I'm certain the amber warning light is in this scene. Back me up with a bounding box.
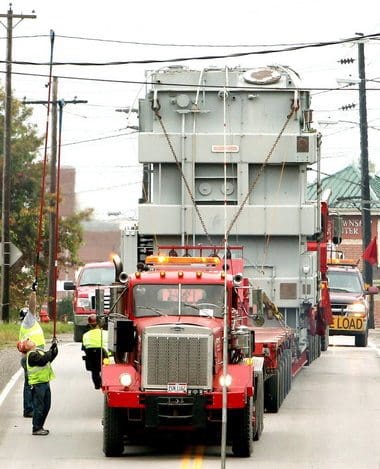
[146,255,220,265]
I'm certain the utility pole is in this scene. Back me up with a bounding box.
[23,95,87,321]
[357,33,374,327]
[0,5,36,322]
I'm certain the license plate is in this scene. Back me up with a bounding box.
[332,316,366,331]
[167,383,187,393]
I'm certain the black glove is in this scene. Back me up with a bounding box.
[50,342,58,356]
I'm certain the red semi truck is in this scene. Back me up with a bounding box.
[102,249,264,457]
[100,239,330,455]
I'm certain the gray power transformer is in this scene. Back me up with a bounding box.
[124,65,321,350]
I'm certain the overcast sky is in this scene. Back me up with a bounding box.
[1,0,380,221]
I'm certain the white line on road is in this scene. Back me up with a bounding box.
[0,342,73,408]
[0,368,22,408]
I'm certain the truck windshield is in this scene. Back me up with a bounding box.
[79,267,115,286]
[327,270,363,294]
[133,284,225,318]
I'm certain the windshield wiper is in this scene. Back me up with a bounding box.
[136,305,167,316]
[183,302,222,317]
[183,302,200,310]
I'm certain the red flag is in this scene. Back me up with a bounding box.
[362,236,378,265]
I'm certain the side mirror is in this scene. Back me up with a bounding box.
[63,281,76,291]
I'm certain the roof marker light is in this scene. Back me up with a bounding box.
[146,255,220,265]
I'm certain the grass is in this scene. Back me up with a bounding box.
[0,322,73,349]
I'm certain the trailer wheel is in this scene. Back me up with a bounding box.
[264,369,280,413]
[284,349,292,396]
[253,372,264,441]
[278,361,284,406]
[103,397,124,457]
[316,335,322,358]
[231,396,253,457]
[306,334,315,365]
[355,330,368,347]
[73,324,85,342]
[321,327,329,351]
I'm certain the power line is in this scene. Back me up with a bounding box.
[2,69,380,93]
[3,33,378,49]
[1,32,379,66]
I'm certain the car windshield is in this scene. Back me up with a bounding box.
[327,270,363,293]
[79,266,115,286]
[133,284,225,318]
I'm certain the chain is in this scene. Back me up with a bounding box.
[154,102,297,245]
[225,106,297,238]
[154,108,214,246]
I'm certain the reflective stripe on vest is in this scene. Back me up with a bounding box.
[19,322,46,349]
[82,328,103,349]
[26,350,55,384]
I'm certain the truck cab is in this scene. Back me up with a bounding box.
[327,259,378,347]
[64,261,115,342]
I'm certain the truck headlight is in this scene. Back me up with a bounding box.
[347,302,366,315]
[119,373,133,387]
[219,374,232,388]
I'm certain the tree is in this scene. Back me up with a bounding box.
[0,87,93,313]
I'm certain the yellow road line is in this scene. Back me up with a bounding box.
[181,445,205,469]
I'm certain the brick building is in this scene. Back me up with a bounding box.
[59,166,121,283]
[308,164,380,327]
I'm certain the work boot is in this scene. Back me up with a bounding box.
[32,428,49,436]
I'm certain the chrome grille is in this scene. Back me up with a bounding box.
[142,325,213,390]
[331,304,349,315]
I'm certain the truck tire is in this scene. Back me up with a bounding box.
[231,396,253,457]
[74,325,85,343]
[355,330,368,347]
[103,397,124,457]
[316,335,321,358]
[278,361,284,405]
[284,349,292,396]
[264,369,280,413]
[253,372,264,441]
[321,327,329,351]
[306,334,315,365]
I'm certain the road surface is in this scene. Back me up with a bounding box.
[0,332,379,468]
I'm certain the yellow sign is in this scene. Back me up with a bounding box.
[331,315,366,332]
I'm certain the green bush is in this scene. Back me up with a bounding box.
[0,321,73,348]
[57,296,74,322]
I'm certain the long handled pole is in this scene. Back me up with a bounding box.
[34,30,55,291]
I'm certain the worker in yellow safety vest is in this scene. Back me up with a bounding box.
[82,314,109,389]
[18,291,46,418]
[17,338,58,436]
